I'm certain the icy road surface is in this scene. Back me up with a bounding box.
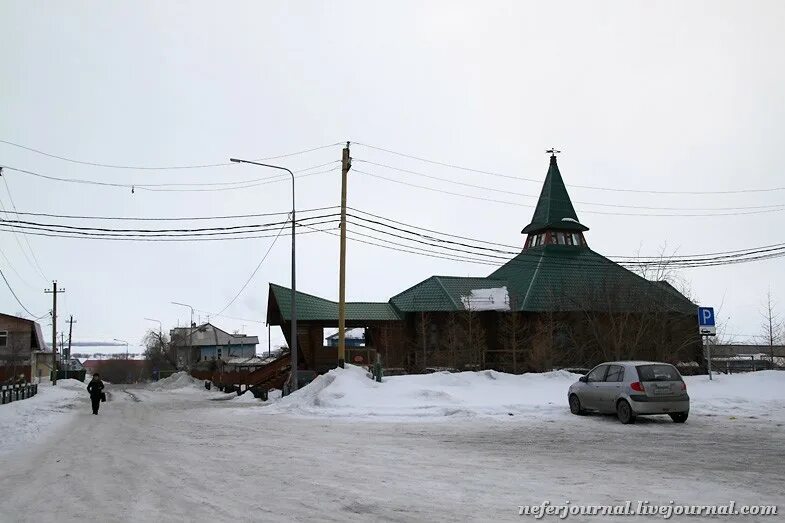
[0,374,783,522]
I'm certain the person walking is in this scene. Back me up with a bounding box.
[86,373,105,415]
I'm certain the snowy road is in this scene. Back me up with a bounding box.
[0,378,783,522]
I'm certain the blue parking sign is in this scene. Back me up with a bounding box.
[698,307,716,336]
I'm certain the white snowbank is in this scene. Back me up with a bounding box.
[0,379,87,455]
[265,365,577,420]
[685,371,785,418]
[262,366,785,422]
[149,371,203,392]
[232,390,261,403]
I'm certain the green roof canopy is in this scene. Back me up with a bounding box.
[522,155,589,234]
[267,283,401,323]
[488,245,696,314]
[389,276,508,312]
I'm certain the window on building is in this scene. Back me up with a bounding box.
[0,331,6,347]
[217,348,223,360]
[571,233,581,246]
[538,233,545,245]
[556,232,566,245]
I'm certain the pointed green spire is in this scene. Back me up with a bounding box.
[521,154,589,234]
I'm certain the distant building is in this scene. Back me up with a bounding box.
[170,323,258,369]
[325,328,366,347]
[267,153,700,374]
[0,313,47,382]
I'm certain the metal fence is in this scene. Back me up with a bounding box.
[0,383,38,405]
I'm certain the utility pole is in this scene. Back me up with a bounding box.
[44,281,65,384]
[66,316,76,379]
[338,141,352,369]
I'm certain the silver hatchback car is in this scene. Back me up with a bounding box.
[567,361,690,424]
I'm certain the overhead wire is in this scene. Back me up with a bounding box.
[0,164,340,193]
[0,267,42,318]
[0,139,343,170]
[216,215,290,315]
[355,159,785,212]
[353,168,785,218]
[353,142,785,195]
[4,205,339,222]
[0,170,48,281]
[348,206,785,260]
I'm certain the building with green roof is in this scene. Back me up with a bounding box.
[267,154,700,374]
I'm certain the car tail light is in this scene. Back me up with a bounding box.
[630,381,645,392]
[680,382,687,391]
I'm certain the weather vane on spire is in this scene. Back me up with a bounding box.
[546,148,561,157]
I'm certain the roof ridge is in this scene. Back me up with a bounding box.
[433,276,461,309]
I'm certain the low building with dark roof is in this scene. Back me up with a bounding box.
[267,154,701,374]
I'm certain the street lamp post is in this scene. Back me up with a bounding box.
[113,338,129,360]
[229,158,298,392]
[171,302,195,368]
[144,317,163,340]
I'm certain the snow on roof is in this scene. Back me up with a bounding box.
[460,287,510,311]
[325,328,365,340]
[561,217,579,223]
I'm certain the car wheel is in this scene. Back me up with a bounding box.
[670,412,689,423]
[616,400,636,424]
[569,394,585,415]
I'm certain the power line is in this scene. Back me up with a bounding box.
[0,139,343,170]
[353,142,785,195]
[0,164,339,192]
[345,213,785,268]
[353,169,785,218]
[0,222,338,242]
[0,170,48,281]
[216,215,290,315]
[0,213,337,234]
[355,159,785,212]
[4,205,339,222]
[0,267,42,317]
[349,206,785,260]
[0,216,340,239]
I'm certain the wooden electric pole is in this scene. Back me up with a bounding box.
[44,281,65,384]
[338,142,352,369]
[66,316,76,378]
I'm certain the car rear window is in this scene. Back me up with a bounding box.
[636,364,682,382]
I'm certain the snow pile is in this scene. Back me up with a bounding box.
[460,286,510,311]
[232,391,261,403]
[260,366,785,422]
[0,379,86,455]
[686,370,785,418]
[149,371,202,391]
[265,365,578,419]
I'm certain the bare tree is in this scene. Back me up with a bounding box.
[411,311,433,371]
[143,329,176,371]
[496,295,530,373]
[440,311,464,369]
[461,304,487,370]
[760,290,783,367]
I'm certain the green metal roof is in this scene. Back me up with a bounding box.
[488,245,696,314]
[389,276,508,312]
[268,283,401,322]
[521,155,589,234]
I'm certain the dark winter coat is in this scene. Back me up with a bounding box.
[87,379,104,399]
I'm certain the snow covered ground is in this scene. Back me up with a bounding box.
[0,369,783,522]
[0,379,87,456]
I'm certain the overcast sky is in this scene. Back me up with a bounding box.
[1,1,783,353]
